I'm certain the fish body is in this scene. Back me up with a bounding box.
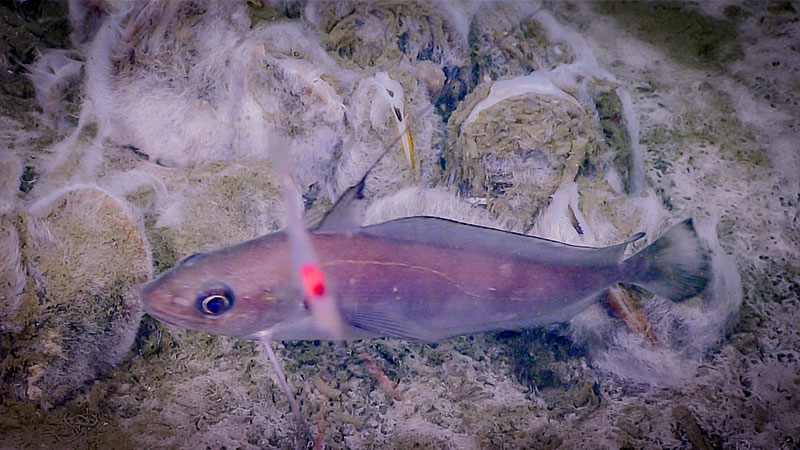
[141,214,709,342]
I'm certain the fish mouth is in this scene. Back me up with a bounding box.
[144,309,185,328]
[139,285,186,328]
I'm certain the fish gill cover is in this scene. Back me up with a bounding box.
[0,1,797,449]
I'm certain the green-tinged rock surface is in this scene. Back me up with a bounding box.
[1,188,150,408]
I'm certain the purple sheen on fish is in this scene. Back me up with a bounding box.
[140,216,710,342]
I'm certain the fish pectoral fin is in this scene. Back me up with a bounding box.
[341,305,438,343]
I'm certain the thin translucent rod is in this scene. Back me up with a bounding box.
[260,337,309,434]
[270,134,345,340]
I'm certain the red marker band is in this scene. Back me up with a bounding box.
[300,263,326,300]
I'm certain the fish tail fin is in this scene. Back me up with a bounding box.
[621,219,710,302]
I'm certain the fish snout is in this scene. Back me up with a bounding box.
[139,280,191,325]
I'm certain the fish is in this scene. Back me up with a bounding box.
[604,284,659,343]
[140,181,710,343]
[372,72,415,169]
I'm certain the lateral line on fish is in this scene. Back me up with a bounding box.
[322,259,499,301]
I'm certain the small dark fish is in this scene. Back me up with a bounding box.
[140,183,710,342]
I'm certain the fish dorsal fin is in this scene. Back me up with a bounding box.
[362,216,645,266]
[316,177,367,231]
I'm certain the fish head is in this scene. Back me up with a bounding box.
[140,237,301,338]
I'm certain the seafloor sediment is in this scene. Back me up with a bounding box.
[0,1,798,449]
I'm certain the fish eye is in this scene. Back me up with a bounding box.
[196,282,235,317]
